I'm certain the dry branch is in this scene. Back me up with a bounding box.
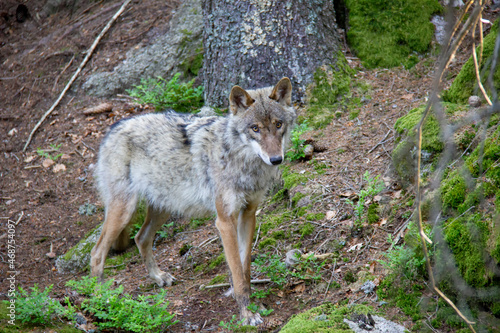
[23,0,132,152]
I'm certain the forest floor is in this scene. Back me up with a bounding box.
[0,0,495,332]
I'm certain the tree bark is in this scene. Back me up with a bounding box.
[202,0,341,107]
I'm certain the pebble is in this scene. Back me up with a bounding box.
[468,95,481,107]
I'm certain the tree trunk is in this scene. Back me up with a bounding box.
[202,0,341,107]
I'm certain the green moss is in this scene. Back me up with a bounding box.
[180,45,204,77]
[208,274,227,285]
[394,105,443,153]
[391,140,417,184]
[209,253,225,270]
[367,202,380,224]
[346,0,442,69]
[444,213,492,287]
[443,21,500,103]
[466,125,500,189]
[282,165,310,189]
[281,303,372,333]
[306,213,325,221]
[291,192,306,208]
[441,170,467,210]
[271,230,286,239]
[258,237,277,249]
[271,188,288,203]
[299,223,315,238]
[260,210,293,236]
[305,52,355,128]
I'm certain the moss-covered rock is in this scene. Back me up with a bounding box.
[346,0,442,69]
[55,225,102,274]
[441,169,467,210]
[304,52,355,128]
[443,21,500,103]
[280,303,372,333]
[443,213,494,288]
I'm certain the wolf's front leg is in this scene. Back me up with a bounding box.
[215,200,263,326]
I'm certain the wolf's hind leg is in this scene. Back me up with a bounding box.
[135,206,174,287]
[91,195,137,280]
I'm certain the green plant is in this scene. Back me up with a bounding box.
[219,315,244,330]
[289,253,325,281]
[127,73,204,112]
[285,121,310,161]
[66,276,177,332]
[16,284,75,325]
[36,143,63,161]
[378,234,427,281]
[346,171,385,225]
[247,303,274,317]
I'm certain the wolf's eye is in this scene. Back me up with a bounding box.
[251,125,260,132]
[276,121,282,129]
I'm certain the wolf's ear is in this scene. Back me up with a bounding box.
[229,86,255,115]
[269,77,292,107]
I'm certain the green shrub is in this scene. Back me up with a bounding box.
[285,121,311,161]
[128,73,204,112]
[66,276,177,332]
[16,284,75,325]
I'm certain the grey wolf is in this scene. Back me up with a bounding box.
[90,78,296,325]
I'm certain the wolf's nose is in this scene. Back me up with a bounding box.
[270,156,283,165]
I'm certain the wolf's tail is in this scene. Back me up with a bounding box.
[112,226,130,251]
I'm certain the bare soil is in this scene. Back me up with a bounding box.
[0,1,493,332]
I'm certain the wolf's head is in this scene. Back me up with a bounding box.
[229,78,297,166]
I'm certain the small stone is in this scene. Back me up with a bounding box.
[53,164,66,173]
[46,252,56,259]
[42,158,55,168]
[468,95,481,107]
[8,128,17,136]
[360,280,376,294]
[285,249,302,267]
[303,144,314,160]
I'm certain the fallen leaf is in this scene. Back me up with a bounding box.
[326,210,337,220]
[42,158,55,168]
[374,195,382,202]
[53,164,66,173]
[393,190,402,199]
[292,283,305,293]
[401,93,414,100]
[46,252,56,259]
[24,155,36,163]
[60,154,71,160]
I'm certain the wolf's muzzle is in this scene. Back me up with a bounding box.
[270,156,283,165]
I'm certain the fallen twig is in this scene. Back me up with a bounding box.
[52,54,75,92]
[23,0,132,152]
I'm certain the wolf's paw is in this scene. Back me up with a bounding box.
[151,271,175,287]
[242,311,263,326]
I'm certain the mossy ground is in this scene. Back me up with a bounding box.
[390,86,500,330]
[443,21,500,103]
[346,0,441,69]
[280,303,372,333]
